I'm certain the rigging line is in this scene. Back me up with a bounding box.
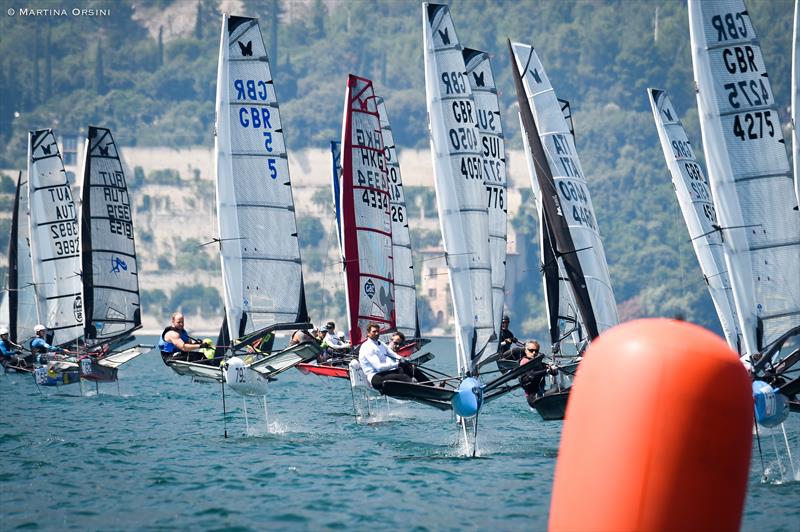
[198,236,245,248]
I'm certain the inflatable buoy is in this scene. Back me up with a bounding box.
[549,319,752,531]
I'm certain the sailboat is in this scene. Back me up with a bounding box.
[297,83,429,385]
[509,40,620,420]
[27,129,84,387]
[688,0,800,414]
[76,126,151,385]
[381,6,538,450]
[2,171,39,373]
[164,14,320,404]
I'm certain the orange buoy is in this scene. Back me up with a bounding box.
[549,318,752,531]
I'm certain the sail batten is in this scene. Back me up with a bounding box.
[689,0,800,358]
[215,14,308,339]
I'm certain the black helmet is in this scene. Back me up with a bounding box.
[325,321,335,330]
[502,315,510,323]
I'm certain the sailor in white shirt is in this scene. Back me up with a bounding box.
[322,321,351,352]
[359,323,429,391]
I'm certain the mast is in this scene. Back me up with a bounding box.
[27,129,84,346]
[340,74,394,345]
[794,0,800,209]
[689,0,800,359]
[80,126,141,343]
[423,3,494,374]
[463,47,507,341]
[509,40,619,341]
[376,96,418,340]
[214,14,308,343]
[648,88,742,351]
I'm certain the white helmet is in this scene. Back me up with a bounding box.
[34,324,46,333]
[0,326,8,335]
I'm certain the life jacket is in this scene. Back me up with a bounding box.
[30,337,49,354]
[158,326,190,355]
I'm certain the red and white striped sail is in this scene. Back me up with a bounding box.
[340,75,395,345]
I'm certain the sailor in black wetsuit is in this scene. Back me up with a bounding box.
[498,315,518,357]
[158,312,208,364]
[517,340,551,403]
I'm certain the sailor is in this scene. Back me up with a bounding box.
[30,324,65,363]
[388,331,406,351]
[358,323,429,392]
[498,315,518,356]
[321,321,351,359]
[289,328,317,346]
[0,327,23,368]
[158,312,209,363]
[517,340,554,400]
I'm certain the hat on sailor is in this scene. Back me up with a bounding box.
[34,324,46,332]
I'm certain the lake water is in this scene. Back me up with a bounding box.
[1,337,798,530]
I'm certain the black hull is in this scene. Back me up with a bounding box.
[529,389,571,421]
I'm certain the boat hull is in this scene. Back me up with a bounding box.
[529,389,570,421]
[296,363,349,379]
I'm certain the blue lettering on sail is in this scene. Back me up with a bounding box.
[238,107,272,129]
[233,79,269,101]
[364,279,376,299]
[111,257,128,274]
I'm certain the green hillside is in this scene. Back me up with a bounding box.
[0,0,795,338]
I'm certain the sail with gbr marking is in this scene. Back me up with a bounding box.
[424,3,494,374]
[689,0,800,360]
[27,129,84,346]
[463,47,507,337]
[215,14,308,341]
[340,75,394,345]
[80,126,141,343]
[376,96,418,340]
[509,41,618,341]
[648,88,742,351]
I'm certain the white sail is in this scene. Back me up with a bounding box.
[689,0,800,359]
[794,0,800,209]
[376,96,418,340]
[510,41,619,338]
[463,47,507,335]
[27,129,84,345]
[80,126,141,342]
[215,14,308,341]
[423,3,494,374]
[5,171,38,343]
[339,75,394,345]
[648,88,742,350]
[518,114,585,353]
